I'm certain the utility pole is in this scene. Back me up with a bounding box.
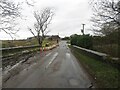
[81,24,85,35]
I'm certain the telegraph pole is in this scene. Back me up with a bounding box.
[81,24,85,35]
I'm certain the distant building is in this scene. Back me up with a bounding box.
[44,35,51,39]
[27,35,60,42]
[27,36,40,42]
[48,35,60,41]
[27,36,37,40]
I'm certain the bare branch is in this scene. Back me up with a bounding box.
[28,27,36,37]
[28,7,54,46]
[0,0,21,39]
[25,0,34,7]
[90,0,120,35]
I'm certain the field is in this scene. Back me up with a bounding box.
[2,38,38,48]
[2,38,57,48]
[2,38,58,57]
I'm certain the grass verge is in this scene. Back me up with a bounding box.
[69,45,120,88]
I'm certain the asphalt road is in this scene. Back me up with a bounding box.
[3,41,93,88]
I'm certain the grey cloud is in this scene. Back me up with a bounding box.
[0,0,93,40]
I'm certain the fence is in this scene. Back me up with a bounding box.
[1,45,40,51]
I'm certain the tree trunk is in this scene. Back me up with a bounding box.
[37,37,43,53]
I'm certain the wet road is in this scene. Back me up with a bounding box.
[3,41,93,88]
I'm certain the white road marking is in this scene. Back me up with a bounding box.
[46,52,52,57]
[45,52,58,69]
[3,60,23,75]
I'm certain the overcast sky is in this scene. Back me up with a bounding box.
[0,0,94,40]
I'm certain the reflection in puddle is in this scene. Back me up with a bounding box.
[66,53,70,58]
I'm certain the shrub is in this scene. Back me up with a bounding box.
[70,34,93,49]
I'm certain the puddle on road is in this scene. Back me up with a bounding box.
[66,53,71,59]
[69,78,79,86]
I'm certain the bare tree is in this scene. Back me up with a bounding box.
[90,0,120,35]
[25,0,35,7]
[0,0,21,38]
[28,8,54,47]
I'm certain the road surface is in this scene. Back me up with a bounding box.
[3,41,93,88]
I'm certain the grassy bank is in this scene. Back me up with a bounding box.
[69,45,120,88]
[93,44,118,57]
